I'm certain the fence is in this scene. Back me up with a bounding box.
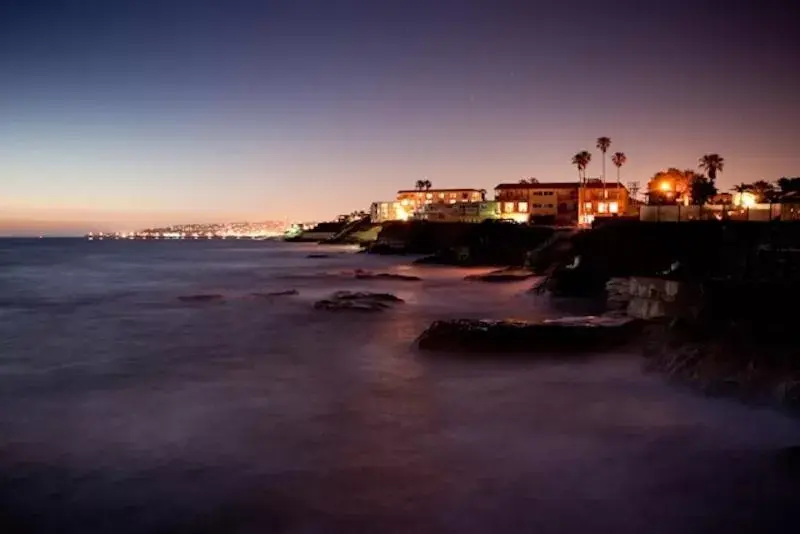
[640,204,782,222]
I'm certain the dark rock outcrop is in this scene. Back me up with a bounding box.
[640,278,800,409]
[314,291,404,312]
[353,269,421,282]
[251,289,299,298]
[465,268,536,282]
[373,220,555,266]
[178,294,224,302]
[306,254,331,259]
[417,316,641,353]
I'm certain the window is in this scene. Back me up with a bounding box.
[400,199,409,206]
[598,202,607,213]
[532,203,542,208]
[449,199,456,204]
[426,192,433,199]
[504,202,514,213]
[609,202,619,214]
[518,202,528,212]
[449,192,457,198]
[438,192,445,199]
[584,202,593,211]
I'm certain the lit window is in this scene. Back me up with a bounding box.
[609,202,619,213]
[584,202,593,211]
[449,199,456,204]
[450,192,457,198]
[401,199,409,206]
[504,202,514,213]
[426,193,433,199]
[598,202,607,213]
[518,202,528,212]
[438,193,445,199]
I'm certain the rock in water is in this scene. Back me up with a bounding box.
[314,291,404,312]
[178,294,224,303]
[353,269,422,281]
[416,316,641,353]
[251,289,299,298]
[465,268,536,282]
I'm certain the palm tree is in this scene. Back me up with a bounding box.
[698,154,725,182]
[751,180,776,202]
[611,152,627,188]
[423,179,432,191]
[596,137,612,198]
[572,150,592,222]
[415,180,425,191]
[571,150,592,183]
[731,183,751,194]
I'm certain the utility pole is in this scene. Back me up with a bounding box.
[627,181,640,201]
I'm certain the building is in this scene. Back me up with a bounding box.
[370,201,408,223]
[371,188,487,223]
[415,201,500,223]
[494,180,630,225]
[396,188,485,208]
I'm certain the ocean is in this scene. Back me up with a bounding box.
[1,238,799,533]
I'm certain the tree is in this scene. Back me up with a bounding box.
[647,168,692,205]
[698,154,724,182]
[572,150,592,221]
[571,151,592,184]
[415,180,425,191]
[688,174,717,205]
[596,137,612,198]
[751,180,776,202]
[777,177,800,195]
[423,179,432,191]
[479,189,487,201]
[731,183,751,193]
[611,152,627,187]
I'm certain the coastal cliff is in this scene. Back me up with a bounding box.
[368,220,555,266]
[586,221,800,409]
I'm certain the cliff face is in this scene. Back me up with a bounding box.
[639,280,800,409]
[370,221,555,266]
[546,220,800,296]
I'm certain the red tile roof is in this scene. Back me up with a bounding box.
[495,182,627,190]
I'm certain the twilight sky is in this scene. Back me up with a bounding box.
[1,0,797,235]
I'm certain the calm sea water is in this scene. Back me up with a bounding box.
[1,239,799,533]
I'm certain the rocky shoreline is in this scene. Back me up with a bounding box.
[293,219,800,411]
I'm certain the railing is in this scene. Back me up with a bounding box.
[640,205,782,222]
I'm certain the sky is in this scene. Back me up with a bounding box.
[1,0,798,235]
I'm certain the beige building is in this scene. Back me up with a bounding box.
[495,180,631,225]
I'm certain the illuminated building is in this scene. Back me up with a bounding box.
[371,188,487,222]
[494,180,630,225]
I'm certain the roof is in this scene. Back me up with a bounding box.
[396,188,484,194]
[495,182,627,190]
